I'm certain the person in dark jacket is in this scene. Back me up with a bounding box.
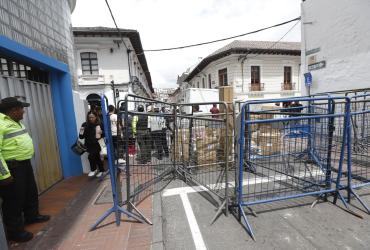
[79,111,105,177]
[136,105,151,164]
[160,107,170,158]
[118,104,136,159]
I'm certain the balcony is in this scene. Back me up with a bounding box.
[249,83,265,92]
[281,82,296,91]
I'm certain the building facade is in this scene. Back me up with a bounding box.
[154,88,176,103]
[183,40,301,102]
[0,0,81,192]
[73,27,154,108]
[301,0,370,95]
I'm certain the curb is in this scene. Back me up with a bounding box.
[151,190,165,250]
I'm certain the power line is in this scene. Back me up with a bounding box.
[104,0,129,51]
[247,19,301,60]
[144,17,301,52]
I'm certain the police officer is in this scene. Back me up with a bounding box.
[0,97,50,242]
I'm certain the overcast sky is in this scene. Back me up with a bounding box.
[72,0,301,89]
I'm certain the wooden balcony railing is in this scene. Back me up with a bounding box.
[249,82,264,91]
[281,82,296,91]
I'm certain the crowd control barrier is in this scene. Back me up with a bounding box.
[236,96,352,240]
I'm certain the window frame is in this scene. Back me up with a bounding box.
[284,66,292,84]
[218,68,228,86]
[80,52,99,75]
[0,56,49,84]
[251,66,260,84]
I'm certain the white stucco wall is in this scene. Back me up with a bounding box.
[301,0,370,95]
[74,36,152,106]
[187,53,301,102]
[72,91,90,173]
[75,37,131,85]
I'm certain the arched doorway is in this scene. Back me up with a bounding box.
[86,93,102,107]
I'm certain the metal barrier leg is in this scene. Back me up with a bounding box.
[126,202,153,225]
[210,199,227,225]
[336,191,363,218]
[348,188,370,214]
[117,205,150,224]
[239,204,256,241]
[90,207,115,230]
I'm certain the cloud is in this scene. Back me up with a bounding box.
[72,0,301,89]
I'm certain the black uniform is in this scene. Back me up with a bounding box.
[79,122,105,172]
[136,114,151,163]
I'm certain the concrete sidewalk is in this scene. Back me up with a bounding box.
[9,175,154,250]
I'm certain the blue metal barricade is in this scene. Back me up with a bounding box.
[236,96,352,240]
[342,94,370,213]
[90,95,151,231]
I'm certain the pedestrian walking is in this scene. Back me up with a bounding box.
[79,111,105,177]
[130,113,138,156]
[108,105,119,158]
[149,108,167,160]
[160,107,170,157]
[136,105,151,164]
[210,104,220,118]
[0,97,50,243]
[118,104,136,160]
[290,101,304,115]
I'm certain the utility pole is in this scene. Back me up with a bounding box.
[111,80,117,107]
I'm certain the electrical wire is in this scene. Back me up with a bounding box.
[144,17,301,52]
[247,19,301,60]
[104,0,129,50]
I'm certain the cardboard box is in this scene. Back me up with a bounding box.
[197,150,217,165]
[257,130,281,155]
[172,128,190,162]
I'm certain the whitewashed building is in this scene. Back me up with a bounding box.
[301,0,370,95]
[175,71,190,103]
[73,27,154,107]
[183,40,301,102]
[154,88,176,103]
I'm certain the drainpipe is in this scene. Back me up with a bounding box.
[238,55,248,93]
[127,49,132,86]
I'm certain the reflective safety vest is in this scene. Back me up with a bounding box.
[0,113,34,180]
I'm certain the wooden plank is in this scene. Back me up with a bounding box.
[219,86,234,158]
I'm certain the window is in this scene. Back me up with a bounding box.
[284,66,292,84]
[81,52,99,75]
[283,66,293,90]
[250,66,261,91]
[0,58,9,76]
[218,68,228,86]
[0,56,49,83]
[208,74,212,88]
[12,62,26,78]
[251,66,260,84]
[202,78,205,88]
